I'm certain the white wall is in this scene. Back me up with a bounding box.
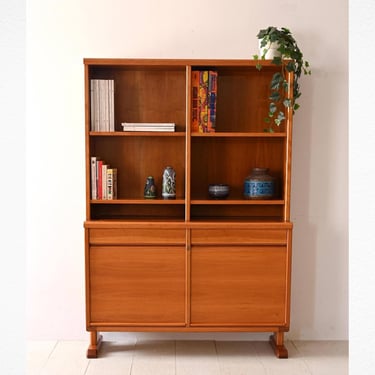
[26,0,348,340]
[1,1,26,373]
[349,1,375,372]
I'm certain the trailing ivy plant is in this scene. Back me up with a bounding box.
[253,27,311,132]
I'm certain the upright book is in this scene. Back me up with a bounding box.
[90,79,115,132]
[198,71,209,133]
[207,70,218,133]
[191,71,200,132]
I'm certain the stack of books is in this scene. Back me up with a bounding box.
[90,156,117,200]
[191,70,218,133]
[121,122,175,132]
[90,79,115,132]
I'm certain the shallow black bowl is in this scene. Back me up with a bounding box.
[208,184,230,199]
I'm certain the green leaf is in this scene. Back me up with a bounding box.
[263,127,274,133]
[271,72,282,90]
[256,62,262,71]
[272,56,282,66]
[286,61,295,72]
[269,92,280,101]
[277,111,286,120]
[269,102,277,114]
[283,99,292,107]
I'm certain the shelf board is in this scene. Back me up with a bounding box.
[91,199,284,205]
[89,131,185,137]
[191,132,286,138]
[90,198,185,205]
[189,216,287,223]
[89,132,286,138]
[191,199,285,205]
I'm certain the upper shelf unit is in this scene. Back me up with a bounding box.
[84,59,293,222]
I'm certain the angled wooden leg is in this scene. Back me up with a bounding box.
[269,332,288,358]
[87,331,103,358]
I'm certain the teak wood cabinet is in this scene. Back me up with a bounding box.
[84,58,294,358]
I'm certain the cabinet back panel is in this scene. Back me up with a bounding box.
[190,205,283,221]
[90,204,185,220]
[91,137,185,199]
[191,138,284,199]
[90,67,187,132]
[215,68,285,133]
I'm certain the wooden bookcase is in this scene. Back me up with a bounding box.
[84,58,294,358]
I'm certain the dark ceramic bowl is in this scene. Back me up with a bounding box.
[208,184,230,199]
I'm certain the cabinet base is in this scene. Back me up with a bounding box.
[87,332,103,358]
[269,332,288,358]
[86,331,288,359]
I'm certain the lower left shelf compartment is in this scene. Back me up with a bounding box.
[89,200,186,220]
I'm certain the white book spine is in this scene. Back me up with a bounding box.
[94,80,100,131]
[98,80,105,131]
[104,80,109,132]
[109,80,115,132]
[90,80,95,131]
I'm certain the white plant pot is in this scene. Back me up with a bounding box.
[258,40,281,59]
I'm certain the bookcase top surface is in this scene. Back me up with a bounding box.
[83,58,279,68]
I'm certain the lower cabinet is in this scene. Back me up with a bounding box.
[85,223,292,358]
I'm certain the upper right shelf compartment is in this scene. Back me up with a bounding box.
[191,63,287,134]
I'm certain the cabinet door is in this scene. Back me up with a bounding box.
[190,246,288,326]
[89,246,186,325]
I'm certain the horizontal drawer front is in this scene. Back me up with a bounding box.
[191,228,287,245]
[89,228,186,245]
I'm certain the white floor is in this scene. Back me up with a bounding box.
[27,338,348,375]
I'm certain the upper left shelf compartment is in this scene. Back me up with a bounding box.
[86,62,188,133]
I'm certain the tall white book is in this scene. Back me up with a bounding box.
[109,80,115,131]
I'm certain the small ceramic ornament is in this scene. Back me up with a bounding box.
[162,166,176,199]
[144,176,157,199]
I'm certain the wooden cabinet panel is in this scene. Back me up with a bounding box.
[89,228,186,245]
[190,246,288,326]
[89,246,186,325]
[191,228,287,245]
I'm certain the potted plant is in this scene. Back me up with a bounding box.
[253,26,311,131]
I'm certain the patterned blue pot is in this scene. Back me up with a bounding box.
[244,168,275,199]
